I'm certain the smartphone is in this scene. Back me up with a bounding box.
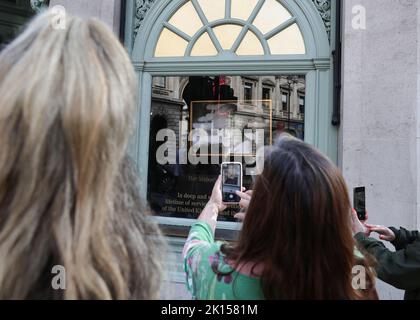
[221,162,243,204]
[353,187,366,221]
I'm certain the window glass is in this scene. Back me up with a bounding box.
[0,1,34,51]
[253,0,292,35]
[148,75,305,221]
[236,30,264,56]
[262,87,271,99]
[244,82,254,101]
[168,1,203,37]
[231,0,259,21]
[154,0,306,57]
[198,0,225,22]
[299,95,305,114]
[281,90,289,111]
[213,24,243,50]
[268,23,306,55]
[154,77,166,88]
[155,28,189,57]
[262,86,272,108]
[191,32,218,56]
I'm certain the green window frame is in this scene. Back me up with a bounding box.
[124,0,337,233]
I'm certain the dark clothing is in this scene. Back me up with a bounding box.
[355,228,420,300]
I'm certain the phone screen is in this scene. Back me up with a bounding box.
[221,163,242,203]
[354,187,366,220]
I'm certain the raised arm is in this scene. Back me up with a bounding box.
[389,227,420,250]
[355,233,420,291]
[197,176,226,235]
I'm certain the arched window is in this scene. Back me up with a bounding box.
[154,0,306,57]
[128,0,336,232]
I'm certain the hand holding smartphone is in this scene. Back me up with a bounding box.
[221,162,242,204]
[353,187,366,221]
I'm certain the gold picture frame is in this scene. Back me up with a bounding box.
[189,100,273,157]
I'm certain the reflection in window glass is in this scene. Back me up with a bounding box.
[262,86,272,108]
[168,1,203,37]
[154,77,166,88]
[148,75,305,222]
[244,82,253,100]
[281,90,289,111]
[155,28,189,57]
[253,0,292,35]
[263,87,271,99]
[231,0,259,21]
[213,24,242,50]
[236,31,264,56]
[299,95,305,114]
[191,32,218,56]
[268,23,306,55]
[198,0,225,22]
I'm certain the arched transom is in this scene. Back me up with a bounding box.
[154,0,306,58]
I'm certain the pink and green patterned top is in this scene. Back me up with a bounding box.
[183,222,264,300]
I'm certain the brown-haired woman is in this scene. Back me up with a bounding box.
[183,134,378,299]
[0,11,163,299]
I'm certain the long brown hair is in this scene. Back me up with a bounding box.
[0,11,163,299]
[222,134,376,300]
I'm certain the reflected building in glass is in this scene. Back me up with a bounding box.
[147,75,305,221]
[150,75,305,144]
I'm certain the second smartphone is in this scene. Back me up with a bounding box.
[353,187,366,221]
[221,162,243,204]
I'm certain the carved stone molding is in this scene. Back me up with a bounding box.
[30,0,50,12]
[134,0,156,40]
[311,0,331,40]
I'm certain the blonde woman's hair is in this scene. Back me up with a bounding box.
[0,10,163,299]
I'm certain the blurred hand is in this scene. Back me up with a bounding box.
[236,190,253,210]
[234,211,246,222]
[366,225,396,242]
[234,190,253,222]
[351,209,371,236]
[209,176,227,212]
